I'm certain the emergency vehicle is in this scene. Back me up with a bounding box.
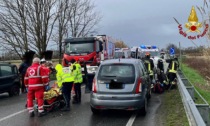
[62,35,115,92]
[114,48,131,59]
[130,46,141,59]
[139,45,161,69]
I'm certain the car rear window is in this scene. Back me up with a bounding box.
[98,64,135,83]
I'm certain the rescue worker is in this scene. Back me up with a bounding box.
[55,60,76,111]
[40,58,51,91]
[166,55,179,90]
[157,59,164,73]
[72,58,83,104]
[143,52,155,85]
[24,57,49,117]
[19,55,29,93]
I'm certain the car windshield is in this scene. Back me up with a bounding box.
[98,64,135,83]
[65,41,94,54]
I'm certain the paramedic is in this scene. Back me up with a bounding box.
[24,57,49,117]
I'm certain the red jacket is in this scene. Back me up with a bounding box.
[24,63,49,89]
[42,66,51,83]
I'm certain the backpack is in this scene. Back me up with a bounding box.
[152,82,164,94]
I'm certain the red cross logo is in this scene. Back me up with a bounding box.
[29,69,35,76]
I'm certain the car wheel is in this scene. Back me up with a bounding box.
[9,85,20,97]
[140,98,147,116]
[91,106,100,115]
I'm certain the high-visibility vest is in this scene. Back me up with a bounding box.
[55,64,63,87]
[74,63,83,83]
[169,61,178,73]
[62,66,74,83]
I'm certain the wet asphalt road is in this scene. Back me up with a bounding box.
[0,60,168,126]
[0,87,162,126]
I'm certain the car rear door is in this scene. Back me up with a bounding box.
[96,63,136,94]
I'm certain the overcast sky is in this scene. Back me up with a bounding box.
[94,0,206,49]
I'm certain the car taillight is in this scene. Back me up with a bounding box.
[135,78,142,93]
[92,78,97,93]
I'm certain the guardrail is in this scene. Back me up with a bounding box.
[177,69,209,126]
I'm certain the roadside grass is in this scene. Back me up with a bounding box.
[157,89,189,126]
[181,63,210,104]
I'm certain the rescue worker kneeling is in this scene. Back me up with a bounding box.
[55,60,76,111]
[24,57,49,117]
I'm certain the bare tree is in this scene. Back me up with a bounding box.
[67,0,101,37]
[0,0,101,60]
[0,0,58,58]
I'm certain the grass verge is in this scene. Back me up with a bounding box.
[156,89,189,126]
[181,63,210,104]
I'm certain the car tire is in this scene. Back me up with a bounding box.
[8,85,20,97]
[91,106,100,115]
[140,98,147,116]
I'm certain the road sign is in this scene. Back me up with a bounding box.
[170,48,175,55]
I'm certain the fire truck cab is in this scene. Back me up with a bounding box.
[62,35,115,92]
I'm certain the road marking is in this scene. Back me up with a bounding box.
[126,113,137,126]
[0,85,86,122]
[0,109,27,122]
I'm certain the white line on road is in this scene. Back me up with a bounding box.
[126,113,137,126]
[0,85,86,123]
[0,109,27,122]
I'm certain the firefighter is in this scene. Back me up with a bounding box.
[72,58,83,104]
[55,60,76,111]
[24,57,49,117]
[143,52,155,85]
[166,55,179,90]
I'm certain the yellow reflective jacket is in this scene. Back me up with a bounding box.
[55,64,63,87]
[74,63,83,83]
[55,64,75,87]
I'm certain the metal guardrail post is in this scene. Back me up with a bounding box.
[186,87,195,100]
[196,104,210,125]
[177,70,206,126]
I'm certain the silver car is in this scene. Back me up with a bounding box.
[90,59,151,115]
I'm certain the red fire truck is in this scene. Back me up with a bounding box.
[62,35,115,92]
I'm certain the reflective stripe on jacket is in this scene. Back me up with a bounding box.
[169,61,178,73]
[145,60,153,75]
[24,63,49,88]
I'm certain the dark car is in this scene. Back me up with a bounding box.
[90,59,151,115]
[0,62,21,96]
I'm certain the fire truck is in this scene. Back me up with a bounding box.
[62,35,115,92]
